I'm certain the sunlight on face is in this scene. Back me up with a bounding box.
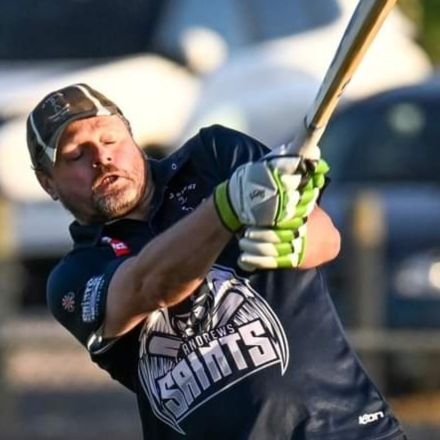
[51,116,148,223]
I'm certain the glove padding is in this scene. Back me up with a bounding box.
[238,223,307,271]
[214,155,326,232]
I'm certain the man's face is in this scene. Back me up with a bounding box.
[44,115,147,223]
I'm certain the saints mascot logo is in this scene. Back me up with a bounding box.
[138,265,289,434]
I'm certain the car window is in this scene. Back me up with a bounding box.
[0,0,340,60]
[0,0,166,59]
[154,0,340,58]
[322,96,440,184]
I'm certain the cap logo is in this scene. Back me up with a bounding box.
[43,92,71,123]
[27,83,126,169]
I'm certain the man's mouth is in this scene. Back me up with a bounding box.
[94,174,123,191]
[101,175,118,185]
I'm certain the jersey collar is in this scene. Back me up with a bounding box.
[69,149,190,248]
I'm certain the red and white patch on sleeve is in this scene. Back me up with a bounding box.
[101,236,131,256]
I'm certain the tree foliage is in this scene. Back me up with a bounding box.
[400,0,440,65]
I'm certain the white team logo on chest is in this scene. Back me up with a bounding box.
[138,265,289,434]
[168,183,197,212]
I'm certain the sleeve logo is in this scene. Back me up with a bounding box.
[101,236,131,256]
[81,275,105,323]
[61,292,76,313]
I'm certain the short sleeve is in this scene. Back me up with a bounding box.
[47,249,127,348]
[198,125,271,180]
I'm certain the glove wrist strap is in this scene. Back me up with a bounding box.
[214,181,242,232]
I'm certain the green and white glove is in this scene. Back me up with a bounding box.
[276,158,329,227]
[238,158,330,271]
[238,221,307,271]
[214,155,318,232]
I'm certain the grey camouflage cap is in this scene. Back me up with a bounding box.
[26,83,128,170]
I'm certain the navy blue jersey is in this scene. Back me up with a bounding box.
[47,125,406,439]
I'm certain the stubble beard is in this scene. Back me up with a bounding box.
[92,184,142,220]
[59,162,148,224]
[57,180,144,224]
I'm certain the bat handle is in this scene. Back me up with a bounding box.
[268,119,325,161]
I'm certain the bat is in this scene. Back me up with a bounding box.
[240,0,397,270]
[276,0,398,159]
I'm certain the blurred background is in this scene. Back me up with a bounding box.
[0,0,439,438]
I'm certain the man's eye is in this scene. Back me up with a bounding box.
[65,152,83,161]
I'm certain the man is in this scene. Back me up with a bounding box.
[27,83,406,439]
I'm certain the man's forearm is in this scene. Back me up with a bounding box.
[299,207,341,269]
[131,196,232,310]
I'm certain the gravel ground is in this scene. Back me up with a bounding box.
[2,389,141,440]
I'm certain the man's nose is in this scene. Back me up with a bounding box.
[90,144,112,168]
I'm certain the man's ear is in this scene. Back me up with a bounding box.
[35,171,59,201]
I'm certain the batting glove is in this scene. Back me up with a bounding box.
[238,158,330,271]
[276,158,329,227]
[238,223,308,271]
[214,155,322,232]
